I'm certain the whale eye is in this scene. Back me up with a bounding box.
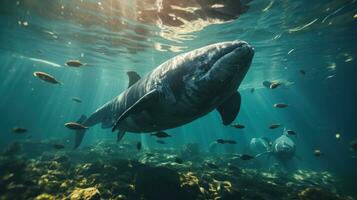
[199,56,206,62]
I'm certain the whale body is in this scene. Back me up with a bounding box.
[74,41,254,148]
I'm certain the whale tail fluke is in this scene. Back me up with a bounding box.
[74,114,87,149]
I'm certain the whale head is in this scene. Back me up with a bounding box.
[178,40,254,108]
[202,40,254,89]
[274,135,296,160]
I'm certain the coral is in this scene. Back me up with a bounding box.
[68,187,101,200]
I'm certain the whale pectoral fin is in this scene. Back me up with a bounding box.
[112,89,159,132]
[255,151,272,158]
[117,130,126,143]
[216,92,241,125]
[127,71,141,88]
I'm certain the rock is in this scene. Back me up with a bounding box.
[34,193,56,200]
[180,172,201,200]
[221,189,242,200]
[298,187,342,200]
[69,187,101,200]
[135,167,182,200]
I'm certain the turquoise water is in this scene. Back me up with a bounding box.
[1,0,357,199]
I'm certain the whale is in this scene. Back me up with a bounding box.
[254,130,300,162]
[74,40,254,148]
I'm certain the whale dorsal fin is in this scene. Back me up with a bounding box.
[216,92,241,125]
[112,89,159,132]
[127,71,141,88]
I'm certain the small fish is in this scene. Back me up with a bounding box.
[72,97,82,103]
[231,123,245,129]
[350,140,357,151]
[269,124,281,129]
[314,149,323,157]
[274,103,288,108]
[136,142,142,151]
[64,122,88,130]
[33,71,62,85]
[250,88,255,93]
[53,144,65,149]
[12,127,27,134]
[226,140,237,144]
[216,139,237,144]
[299,69,306,75]
[65,60,83,67]
[174,157,183,164]
[263,81,281,89]
[156,140,166,144]
[270,82,281,89]
[240,154,254,160]
[151,131,171,138]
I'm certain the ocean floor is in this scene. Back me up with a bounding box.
[0,140,355,200]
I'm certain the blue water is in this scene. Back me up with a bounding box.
[1,0,357,198]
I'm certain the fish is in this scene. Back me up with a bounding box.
[53,144,65,149]
[231,123,245,129]
[64,122,88,130]
[156,140,166,144]
[263,81,281,89]
[66,60,84,67]
[72,97,82,103]
[250,88,255,93]
[274,103,288,108]
[269,124,281,129]
[270,82,281,89]
[150,131,171,138]
[216,139,237,144]
[226,140,237,144]
[136,142,142,151]
[299,69,306,75]
[12,127,27,134]
[240,154,254,160]
[314,149,323,157]
[350,140,357,151]
[33,71,62,85]
[72,41,254,149]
